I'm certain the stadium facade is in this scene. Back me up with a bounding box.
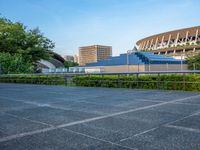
[136,26,200,59]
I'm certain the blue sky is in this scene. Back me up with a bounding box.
[0,0,200,56]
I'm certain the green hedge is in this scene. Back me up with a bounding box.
[0,75,66,85]
[73,74,200,91]
[1,74,200,91]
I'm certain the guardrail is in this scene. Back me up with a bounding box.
[1,70,200,76]
[65,70,200,76]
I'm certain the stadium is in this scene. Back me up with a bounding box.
[136,26,200,59]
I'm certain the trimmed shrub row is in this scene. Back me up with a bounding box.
[1,74,200,91]
[0,75,66,85]
[73,74,200,91]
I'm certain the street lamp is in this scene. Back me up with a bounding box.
[181,54,183,71]
[127,51,129,72]
[148,60,151,72]
[193,63,196,71]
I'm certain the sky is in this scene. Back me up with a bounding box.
[0,0,200,56]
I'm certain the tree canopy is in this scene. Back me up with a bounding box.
[0,53,33,74]
[0,17,55,74]
[187,53,200,70]
[64,60,79,69]
[0,17,54,63]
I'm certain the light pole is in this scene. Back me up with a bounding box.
[166,63,169,72]
[127,51,129,72]
[149,61,151,72]
[181,54,183,71]
[193,63,196,71]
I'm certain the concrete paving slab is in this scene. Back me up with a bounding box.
[115,109,183,126]
[51,101,128,115]
[177,96,200,105]
[85,117,155,137]
[148,103,200,116]
[119,126,200,150]
[81,96,161,107]
[0,129,132,150]
[7,107,99,126]
[170,114,200,130]
[65,123,128,143]
[0,100,35,112]
[0,113,49,136]
[0,131,7,139]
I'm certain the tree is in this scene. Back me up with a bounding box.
[187,53,200,70]
[0,53,33,74]
[64,61,79,69]
[0,17,54,63]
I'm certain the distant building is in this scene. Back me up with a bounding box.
[64,55,74,62]
[37,52,65,73]
[70,52,187,73]
[79,45,112,66]
[74,55,79,64]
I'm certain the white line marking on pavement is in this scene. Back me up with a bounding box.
[0,127,56,143]
[119,128,157,142]
[164,111,200,126]
[62,128,137,150]
[174,101,200,106]
[0,96,73,111]
[0,94,200,143]
[165,124,200,133]
[4,112,53,127]
[119,110,200,142]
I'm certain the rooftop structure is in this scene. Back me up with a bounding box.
[86,52,184,67]
[37,52,65,70]
[136,26,200,58]
[68,52,187,73]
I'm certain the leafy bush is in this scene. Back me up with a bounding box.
[187,53,200,70]
[0,75,66,85]
[0,53,33,74]
[1,74,200,91]
[73,74,200,91]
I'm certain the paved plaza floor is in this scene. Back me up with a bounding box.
[0,83,200,150]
